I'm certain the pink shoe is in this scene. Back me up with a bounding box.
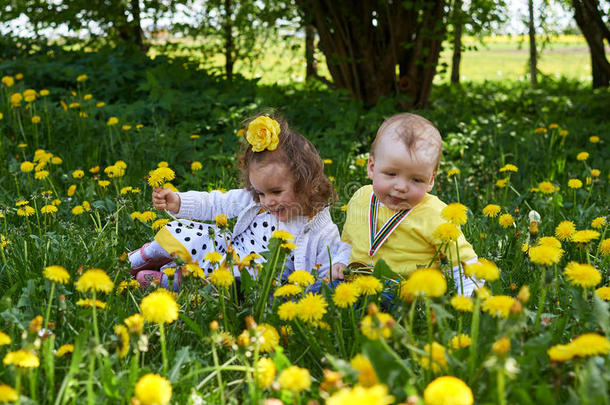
[136,270,181,292]
[129,243,172,276]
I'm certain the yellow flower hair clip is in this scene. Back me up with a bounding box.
[246,116,280,152]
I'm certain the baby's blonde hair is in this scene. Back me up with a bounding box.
[371,113,442,168]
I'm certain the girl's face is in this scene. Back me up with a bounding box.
[249,160,302,222]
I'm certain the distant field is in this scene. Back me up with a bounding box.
[150,34,594,85]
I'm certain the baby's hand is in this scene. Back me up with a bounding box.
[152,187,180,213]
[331,263,346,281]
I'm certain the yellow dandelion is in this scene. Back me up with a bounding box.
[297,293,328,323]
[591,217,606,229]
[209,268,234,288]
[441,203,468,225]
[288,270,314,287]
[215,214,228,227]
[482,204,501,218]
[423,376,473,405]
[570,333,610,357]
[34,170,49,180]
[450,295,474,312]
[433,222,461,243]
[141,289,179,324]
[571,230,600,244]
[496,177,509,188]
[400,268,447,298]
[114,324,130,358]
[492,337,511,356]
[273,284,302,297]
[576,152,589,161]
[107,117,119,126]
[332,282,360,308]
[20,161,34,172]
[76,298,107,309]
[538,181,556,194]
[0,385,18,402]
[17,206,35,217]
[567,179,582,189]
[600,239,610,256]
[75,268,113,294]
[481,295,516,318]
[555,220,576,241]
[498,214,515,228]
[271,230,293,242]
[0,332,11,346]
[191,161,203,171]
[277,301,299,321]
[204,251,223,264]
[72,206,85,215]
[256,357,276,388]
[563,262,601,288]
[418,342,447,373]
[147,167,176,187]
[134,374,172,405]
[277,366,311,393]
[548,344,574,362]
[499,164,518,172]
[139,211,157,222]
[55,344,74,357]
[124,314,145,334]
[41,205,58,215]
[353,275,382,296]
[450,333,472,350]
[3,349,40,368]
[327,384,394,405]
[257,323,279,352]
[350,354,379,387]
[528,245,563,266]
[151,218,170,231]
[43,265,70,284]
[72,169,85,179]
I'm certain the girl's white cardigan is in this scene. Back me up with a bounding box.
[175,188,351,279]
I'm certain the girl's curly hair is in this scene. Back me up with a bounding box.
[239,112,336,216]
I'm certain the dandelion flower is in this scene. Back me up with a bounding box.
[56,344,74,357]
[20,161,34,172]
[591,217,607,229]
[297,293,327,323]
[327,384,394,405]
[148,167,175,187]
[72,169,85,179]
[281,242,297,250]
[418,342,447,373]
[570,333,610,357]
[98,180,110,188]
[3,350,40,368]
[599,239,610,256]
[273,284,302,297]
[75,268,114,294]
[204,251,223,264]
[350,354,379,387]
[450,334,472,350]
[360,313,395,340]
[256,357,276,388]
[0,384,18,402]
[498,214,515,228]
[492,337,511,355]
[481,295,516,318]
[423,376,473,405]
[576,152,589,161]
[288,270,314,287]
[114,324,130,358]
[257,323,280,352]
[43,265,70,284]
[496,178,509,188]
[41,205,58,215]
[441,203,468,225]
[353,275,382,296]
[278,301,299,321]
[482,204,501,218]
[124,314,144,334]
[135,374,172,405]
[464,258,500,281]
[215,214,228,227]
[0,332,11,346]
[141,289,179,324]
[568,179,582,189]
[571,230,600,244]
[34,170,49,180]
[400,268,447,298]
[332,283,360,308]
[563,262,601,288]
[547,344,574,362]
[191,161,203,171]
[271,230,293,242]
[555,221,576,241]
[72,206,85,215]
[209,268,234,288]
[538,181,555,194]
[433,222,461,243]
[278,365,311,393]
[450,295,473,312]
[499,164,518,172]
[139,211,157,222]
[76,298,107,309]
[151,218,170,231]
[17,206,35,217]
[528,245,563,266]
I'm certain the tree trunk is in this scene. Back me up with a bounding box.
[305,25,317,80]
[115,0,146,51]
[451,0,464,84]
[224,0,234,82]
[572,0,610,88]
[296,0,448,108]
[528,0,538,85]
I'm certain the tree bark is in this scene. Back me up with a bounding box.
[296,0,448,108]
[224,0,234,82]
[451,0,464,84]
[572,0,610,88]
[116,0,147,51]
[528,0,538,85]
[305,25,317,79]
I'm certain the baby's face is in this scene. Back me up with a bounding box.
[367,134,436,211]
[249,161,302,222]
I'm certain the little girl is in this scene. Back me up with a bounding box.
[129,114,351,290]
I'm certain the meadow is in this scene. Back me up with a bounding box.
[0,35,609,404]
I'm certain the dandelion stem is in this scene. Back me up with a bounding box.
[497,366,506,405]
[92,291,100,345]
[468,294,481,381]
[533,283,548,333]
[220,288,229,331]
[211,341,226,405]
[43,282,56,332]
[159,323,168,375]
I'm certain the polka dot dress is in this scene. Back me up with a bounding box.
[161,211,308,277]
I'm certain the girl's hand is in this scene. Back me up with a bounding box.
[153,187,181,213]
[331,263,346,281]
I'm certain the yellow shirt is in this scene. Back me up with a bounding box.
[341,185,477,276]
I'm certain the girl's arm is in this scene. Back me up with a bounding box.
[173,188,254,221]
